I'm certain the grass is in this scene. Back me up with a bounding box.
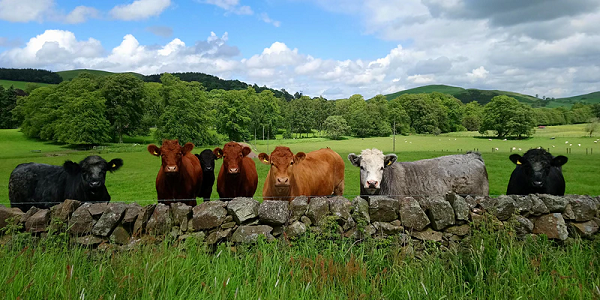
[0,79,53,90]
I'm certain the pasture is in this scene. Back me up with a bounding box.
[1,125,600,205]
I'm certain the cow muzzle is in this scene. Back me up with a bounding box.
[89,181,102,188]
[365,180,379,189]
[532,181,543,188]
[165,165,179,173]
[275,177,290,187]
[228,168,239,174]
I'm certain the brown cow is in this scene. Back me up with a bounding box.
[213,142,258,200]
[258,146,345,201]
[148,139,202,206]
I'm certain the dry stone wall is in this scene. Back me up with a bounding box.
[1,194,599,248]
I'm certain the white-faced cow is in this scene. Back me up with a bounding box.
[9,156,123,212]
[195,149,217,201]
[507,148,568,195]
[348,149,489,198]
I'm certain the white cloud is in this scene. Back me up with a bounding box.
[0,0,53,22]
[407,74,435,84]
[467,66,489,80]
[203,0,253,15]
[64,6,99,24]
[110,0,171,21]
[259,13,281,27]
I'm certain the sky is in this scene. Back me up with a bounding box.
[1,0,599,100]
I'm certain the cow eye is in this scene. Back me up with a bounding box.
[290,161,294,165]
[380,167,384,171]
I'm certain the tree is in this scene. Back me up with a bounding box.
[480,95,535,138]
[214,89,252,141]
[462,101,483,131]
[388,97,411,135]
[102,73,147,143]
[0,86,19,129]
[323,115,350,140]
[394,93,448,134]
[54,91,112,144]
[585,118,599,137]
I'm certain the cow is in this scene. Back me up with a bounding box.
[195,149,217,201]
[506,148,568,195]
[258,146,345,201]
[148,139,202,206]
[348,149,489,199]
[8,155,123,212]
[213,142,258,200]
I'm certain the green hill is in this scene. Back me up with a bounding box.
[57,69,144,81]
[546,92,600,108]
[0,79,53,90]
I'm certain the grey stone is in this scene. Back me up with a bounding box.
[133,204,155,236]
[285,221,307,239]
[49,199,81,222]
[569,195,597,222]
[259,200,289,226]
[122,203,142,225]
[563,204,575,220]
[300,216,312,227]
[444,224,471,236]
[227,197,259,224]
[446,193,469,222]
[399,197,430,231]
[570,221,599,238]
[109,225,131,245]
[21,207,40,224]
[364,224,377,236]
[426,197,455,230]
[191,201,227,230]
[221,222,237,229]
[514,215,534,235]
[538,194,568,213]
[68,203,95,235]
[25,209,50,233]
[373,220,403,235]
[307,197,330,225]
[329,196,351,225]
[368,196,398,222]
[206,228,233,245]
[495,195,516,221]
[463,195,477,209]
[512,195,532,215]
[76,235,105,246]
[351,196,370,224]
[231,225,274,243]
[478,196,497,211]
[91,203,127,237]
[88,203,109,217]
[533,213,568,240]
[411,228,443,242]
[343,216,356,231]
[530,194,550,215]
[177,231,206,242]
[146,203,173,236]
[289,196,309,222]
[170,202,192,226]
[272,225,284,237]
[0,205,24,229]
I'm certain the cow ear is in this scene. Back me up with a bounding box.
[108,159,123,172]
[552,155,568,167]
[294,152,306,164]
[213,148,223,159]
[63,160,81,174]
[384,154,397,167]
[242,146,252,157]
[182,142,194,155]
[148,144,161,156]
[509,154,522,165]
[258,153,270,164]
[348,153,361,167]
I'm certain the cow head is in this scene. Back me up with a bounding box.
[214,142,251,175]
[63,155,123,190]
[510,148,568,189]
[348,148,397,195]
[196,149,217,172]
[258,146,306,189]
[148,139,194,175]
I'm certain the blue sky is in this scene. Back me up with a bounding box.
[1,0,600,99]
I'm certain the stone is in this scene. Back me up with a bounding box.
[478,196,497,211]
[529,194,550,216]
[495,195,516,221]
[76,235,105,246]
[329,196,351,225]
[25,209,50,233]
[444,224,471,236]
[364,224,377,236]
[399,197,430,231]
[514,215,534,235]
[426,197,455,230]
[109,225,131,245]
[49,199,81,222]
[92,203,127,237]
[224,215,233,223]
[343,216,356,231]
[0,205,24,229]
[285,221,307,239]
[177,232,206,242]
[470,212,484,227]
[259,200,289,226]
[570,221,599,238]
[227,197,259,224]
[231,225,274,243]
[132,204,155,236]
[533,213,568,240]
[21,207,40,224]
[272,225,284,237]
[289,196,309,222]
[122,203,142,225]
[221,222,237,229]
[538,194,568,213]
[411,228,443,242]
[68,203,95,235]
[307,197,330,225]
[351,196,370,224]
[206,228,233,245]
[170,202,192,226]
[300,216,312,227]
[512,195,532,215]
[463,195,477,209]
[446,193,469,222]
[569,195,597,222]
[191,201,227,230]
[373,220,403,235]
[88,203,109,217]
[563,204,575,220]
[146,203,173,236]
[368,196,398,222]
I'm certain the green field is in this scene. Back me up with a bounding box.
[1,124,599,205]
[0,79,53,90]
[57,69,144,81]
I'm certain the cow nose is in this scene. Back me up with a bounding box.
[90,181,101,187]
[366,180,378,188]
[229,168,239,174]
[166,165,178,172]
[533,181,543,187]
[276,177,289,185]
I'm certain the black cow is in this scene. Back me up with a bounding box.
[507,149,568,195]
[195,149,217,201]
[9,156,123,212]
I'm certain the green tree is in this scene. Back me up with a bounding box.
[394,93,448,134]
[585,118,599,137]
[436,93,464,132]
[55,91,111,144]
[214,88,252,141]
[462,101,483,131]
[388,97,411,135]
[102,73,147,142]
[323,115,350,140]
[0,86,19,129]
[480,95,535,138]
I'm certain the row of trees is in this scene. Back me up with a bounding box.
[0,68,63,84]
[4,71,600,145]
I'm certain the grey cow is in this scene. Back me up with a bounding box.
[348,149,489,198]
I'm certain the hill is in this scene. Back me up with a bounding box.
[0,79,53,90]
[546,92,600,108]
[57,69,144,81]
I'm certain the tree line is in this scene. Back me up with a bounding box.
[1,71,599,145]
[0,68,63,84]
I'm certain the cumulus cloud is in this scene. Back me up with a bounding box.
[0,0,53,22]
[0,37,22,48]
[64,6,99,24]
[110,0,171,21]
[466,66,489,80]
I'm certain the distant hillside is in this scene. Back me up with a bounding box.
[546,92,600,108]
[384,84,543,106]
[57,69,144,81]
[0,79,53,90]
